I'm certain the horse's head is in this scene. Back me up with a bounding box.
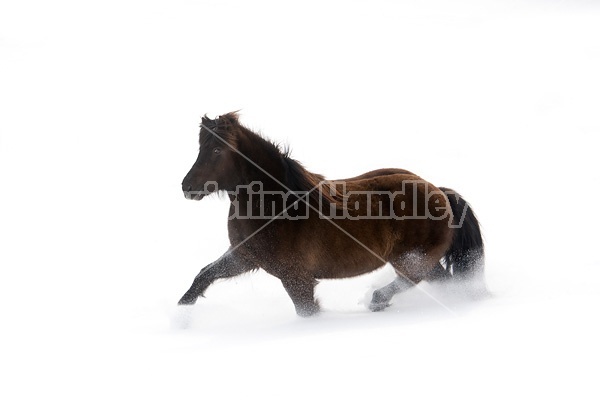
[182,113,241,200]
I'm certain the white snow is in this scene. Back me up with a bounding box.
[1,0,599,399]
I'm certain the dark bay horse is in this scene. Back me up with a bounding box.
[179,112,484,316]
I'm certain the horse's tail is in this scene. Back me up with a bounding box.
[439,187,485,285]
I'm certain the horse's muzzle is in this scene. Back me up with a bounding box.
[183,190,205,201]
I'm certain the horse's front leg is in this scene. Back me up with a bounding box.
[280,277,320,317]
[178,252,251,305]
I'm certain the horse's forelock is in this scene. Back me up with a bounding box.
[199,112,240,148]
[218,111,240,126]
[216,112,241,147]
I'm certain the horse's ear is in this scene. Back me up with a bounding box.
[218,112,240,126]
[201,114,221,132]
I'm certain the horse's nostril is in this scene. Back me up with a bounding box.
[183,184,192,192]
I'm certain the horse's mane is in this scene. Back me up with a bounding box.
[212,112,341,209]
[282,155,336,207]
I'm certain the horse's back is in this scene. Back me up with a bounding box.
[338,168,417,183]
[332,168,431,194]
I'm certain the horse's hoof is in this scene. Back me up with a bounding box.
[296,305,320,317]
[369,302,389,312]
[369,290,390,311]
[177,296,197,306]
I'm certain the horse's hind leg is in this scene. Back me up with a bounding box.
[426,262,451,282]
[370,252,439,311]
[369,276,414,312]
[178,252,252,305]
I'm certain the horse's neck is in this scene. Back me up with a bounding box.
[237,147,287,191]
[228,185,289,230]
[230,148,298,220]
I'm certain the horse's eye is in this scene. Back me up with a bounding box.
[213,147,221,155]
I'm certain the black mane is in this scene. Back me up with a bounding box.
[209,112,338,207]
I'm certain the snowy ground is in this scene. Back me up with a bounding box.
[2,0,600,399]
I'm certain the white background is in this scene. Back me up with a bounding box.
[1,0,599,399]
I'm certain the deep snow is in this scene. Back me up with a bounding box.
[1,0,600,399]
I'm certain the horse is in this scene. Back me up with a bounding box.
[178,112,484,316]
